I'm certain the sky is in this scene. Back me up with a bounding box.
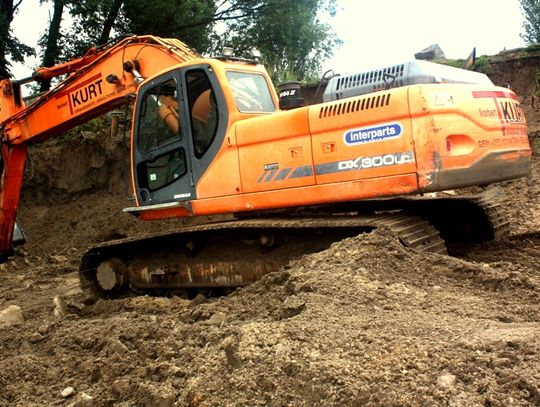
[322,0,526,73]
[10,0,527,81]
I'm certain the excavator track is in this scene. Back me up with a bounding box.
[469,190,510,241]
[79,188,508,298]
[336,187,510,247]
[400,187,511,245]
[79,212,446,298]
[369,214,447,254]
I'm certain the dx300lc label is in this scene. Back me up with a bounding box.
[257,151,414,184]
[317,151,415,175]
[344,122,403,146]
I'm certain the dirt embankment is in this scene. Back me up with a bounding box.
[0,53,538,406]
[1,229,540,406]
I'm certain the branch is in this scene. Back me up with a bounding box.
[178,3,267,30]
[213,2,266,20]
[13,0,23,13]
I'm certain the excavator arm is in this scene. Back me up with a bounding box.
[0,35,200,258]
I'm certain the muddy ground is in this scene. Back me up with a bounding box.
[0,54,539,406]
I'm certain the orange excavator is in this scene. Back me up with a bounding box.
[0,35,531,296]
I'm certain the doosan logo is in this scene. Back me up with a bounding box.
[344,122,403,146]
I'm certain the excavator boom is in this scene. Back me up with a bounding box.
[2,35,200,144]
[0,36,199,256]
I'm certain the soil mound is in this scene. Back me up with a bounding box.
[1,230,539,406]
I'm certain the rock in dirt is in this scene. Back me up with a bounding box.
[70,392,94,407]
[437,373,457,388]
[222,336,242,369]
[107,338,130,355]
[112,379,131,398]
[279,295,306,319]
[0,305,24,327]
[201,311,227,326]
[53,295,67,318]
[28,332,45,343]
[492,357,513,368]
[149,390,175,407]
[191,293,206,306]
[61,386,76,398]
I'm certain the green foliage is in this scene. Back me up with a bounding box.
[520,0,540,44]
[8,0,340,87]
[438,55,490,74]
[473,55,491,74]
[0,0,35,77]
[62,0,218,59]
[215,0,341,83]
[5,33,35,62]
[122,0,216,51]
[533,68,540,97]
[437,59,465,68]
[525,43,540,52]
[62,0,125,59]
[52,116,110,145]
[57,0,340,83]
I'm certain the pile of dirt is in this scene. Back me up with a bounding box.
[496,129,540,236]
[1,229,539,406]
[0,52,539,406]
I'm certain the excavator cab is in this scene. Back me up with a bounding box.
[130,61,278,212]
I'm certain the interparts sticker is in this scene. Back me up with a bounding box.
[344,122,403,146]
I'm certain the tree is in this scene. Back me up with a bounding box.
[62,0,124,58]
[0,0,35,78]
[62,0,218,58]
[39,0,67,91]
[520,0,540,44]
[59,0,340,82]
[97,0,123,45]
[216,0,340,83]
[121,0,217,51]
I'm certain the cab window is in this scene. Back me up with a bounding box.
[187,70,219,158]
[226,71,276,113]
[138,148,187,192]
[137,78,180,154]
[136,78,187,193]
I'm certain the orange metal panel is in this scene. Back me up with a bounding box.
[4,37,198,145]
[309,88,417,185]
[408,84,531,190]
[139,205,192,221]
[195,128,242,199]
[194,61,280,200]
[235,107,315,193]
[191,173,418,215]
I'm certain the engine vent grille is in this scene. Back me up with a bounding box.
[319,93,391,118]
[336,64,405,92]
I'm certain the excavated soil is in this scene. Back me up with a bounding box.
[1,55,540,406]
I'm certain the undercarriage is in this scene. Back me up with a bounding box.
[79,188,508,298]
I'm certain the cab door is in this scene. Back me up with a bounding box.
[133,73,195,206]
[182,67,230,197]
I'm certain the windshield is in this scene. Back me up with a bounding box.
[226,71,276,113]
